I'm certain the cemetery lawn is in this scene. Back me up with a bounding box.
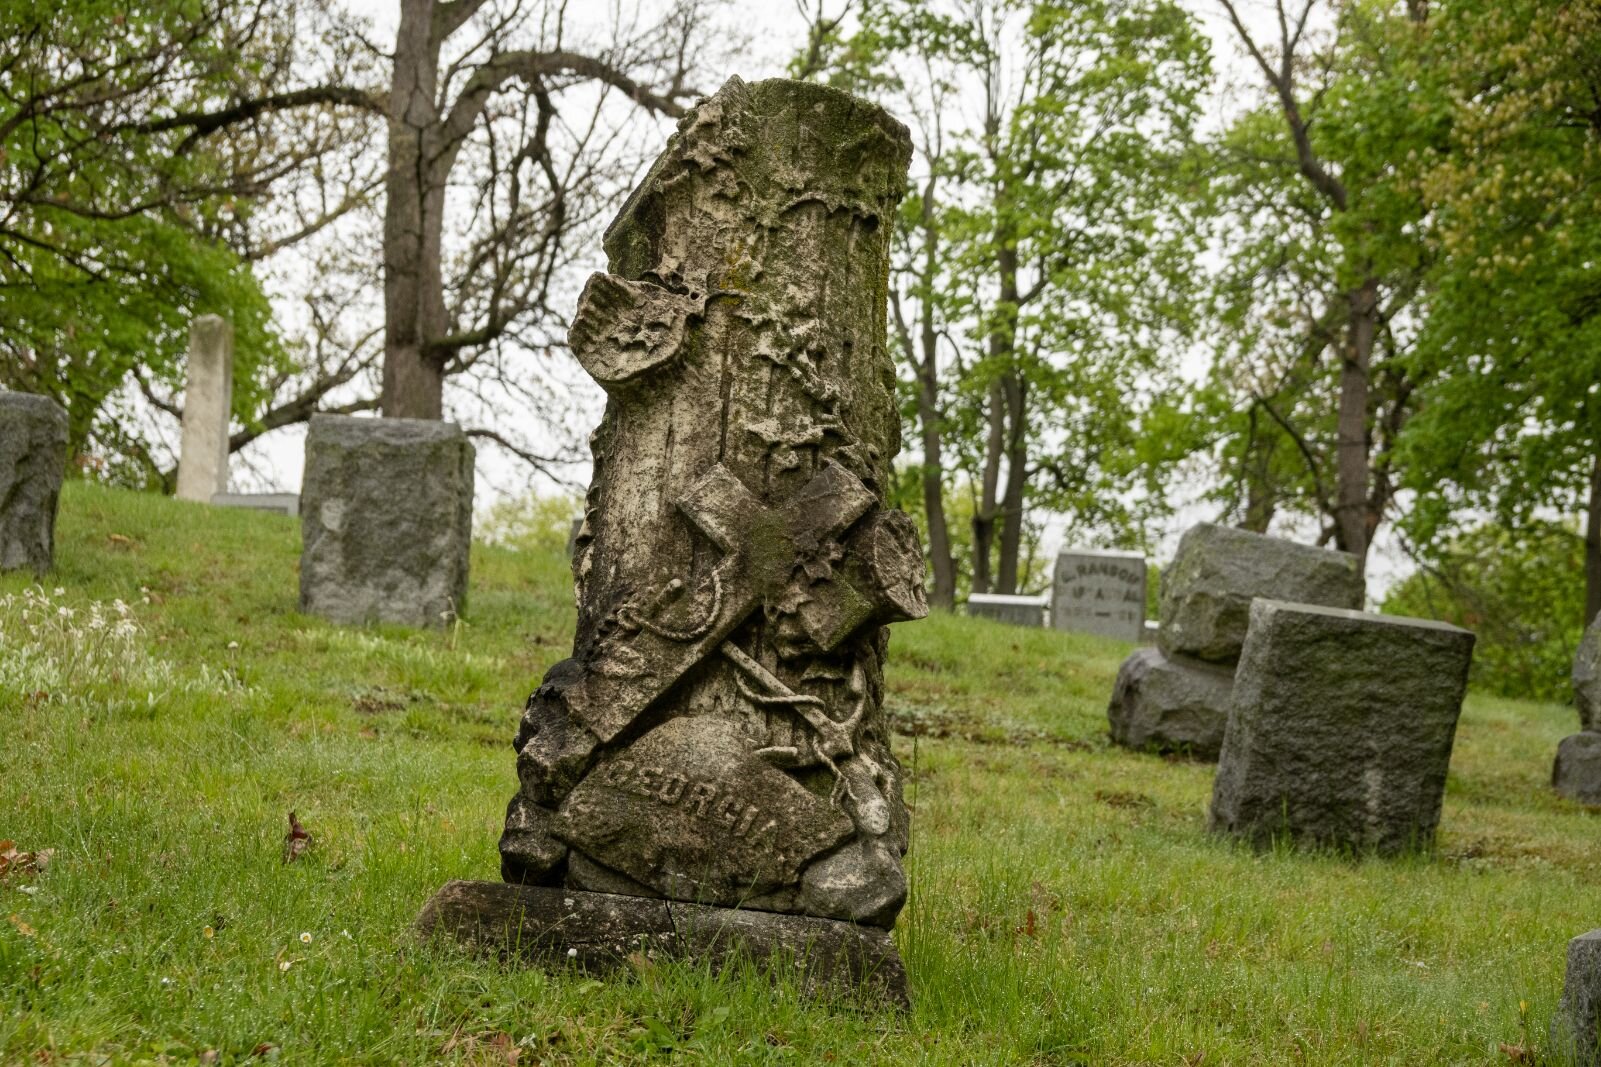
[2,483,1597,1067]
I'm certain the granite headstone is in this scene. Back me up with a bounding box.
[420,77,923,1006]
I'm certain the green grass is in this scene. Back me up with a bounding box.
[1,481,1597,1065]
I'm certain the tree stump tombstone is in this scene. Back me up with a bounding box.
[418,77,925,1007]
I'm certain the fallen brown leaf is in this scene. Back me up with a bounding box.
[0,842,54,883]
[489,1032,519,1065]
[1498,1043,1531,1063]
[283,812,311,864]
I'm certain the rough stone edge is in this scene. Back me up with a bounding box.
[1551,929,1601,1067]
[415,880,910,1011]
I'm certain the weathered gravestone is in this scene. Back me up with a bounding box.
[1574,614,1601,732]
[967,592,1047,628]
[299,414,474,628]
[0,392,69,575]
[1107,523,1364,759]
[1553,731,1601,806]
[1108,646,1235,756]
[1052,549,1146,643]
[1553,930,1601,1067]
[416,77,924,1006]
[175,315,234,503]
[1553,617,1601,803]
[1161,524,1365,663]
[1209,600,1475,854]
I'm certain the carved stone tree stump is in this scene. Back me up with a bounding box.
[417,77,925,1006]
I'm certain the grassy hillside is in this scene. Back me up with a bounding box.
[1,482,1597,1065]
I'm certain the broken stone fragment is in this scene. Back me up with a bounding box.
[1107,645,1235,760]
[513,659,602,807]
[498,793,566,886]
[798,836,906,929]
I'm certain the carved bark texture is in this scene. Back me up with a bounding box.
[499,78,924,929]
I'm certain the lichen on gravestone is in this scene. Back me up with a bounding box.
[498,76,926,930]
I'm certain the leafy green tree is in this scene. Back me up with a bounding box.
[1396,0,1601,626]
[1384,521,1586,703]
[0,0,350,480]
[1204,0,1435,564]
[804,0,1210,598]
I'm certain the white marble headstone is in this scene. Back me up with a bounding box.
[1051,549,1147,642]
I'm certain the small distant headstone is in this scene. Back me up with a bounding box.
[418,77,921,1006]
[1553,731,1601,806]
[0,392,69,575]
[1209,600,1474,854]
[298,414,474,628]
[1108,646,1234,759]
[175,315,234,503]
[211,492,299,517]
[967,592,1048,627]
[1552,930,1601,1067]
[1161,523,1364,663]
[1573,615,1601,731]
[1052,549,1147,642]
[1107,523,1365,760]
[1141,620,1160,645]
[564,516,583,558]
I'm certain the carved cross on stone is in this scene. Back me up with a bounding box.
[562,461,876,744]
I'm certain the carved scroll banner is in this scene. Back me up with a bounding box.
[497,76,924,937]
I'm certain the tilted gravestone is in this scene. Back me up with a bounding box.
[175,315,234,503]
[1160,524,1365,663]
[1209,600,1475,854]
[416,77,924,1006]
[1555,616,1601,803]
[298,414,474,628]
[967,592,1047,627]
[0,393,69,575]
[1574,614,1601,732]
[1107,523,1364,760]
[1553,930,1601,1067]
[1052,549,1147,643]
[1553,731,1601,806]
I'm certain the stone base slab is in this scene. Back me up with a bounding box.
[415,880,909,1009]
[212,491,299,517]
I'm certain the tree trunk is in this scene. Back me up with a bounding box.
[1587,451,1601,627]
[1242,407,1276,533]
[972,380,1003,596]
[996,371,1027,594]
[914,177,955,611]
[1333,279,1378,564]
[382,0,450,420]
[989,220,1026,593]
